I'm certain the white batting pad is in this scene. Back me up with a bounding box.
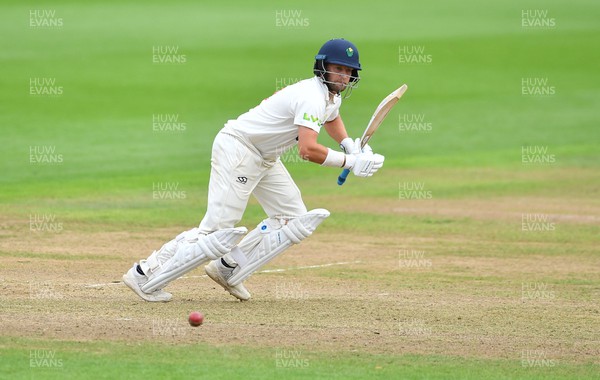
[227,209,330,286]
[140,228,198,277]
[141,226,247,293]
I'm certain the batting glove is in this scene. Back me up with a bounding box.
[343,137,373,155]
[340,137,360,155]
[344,152,385,177]
[360,140,373,154]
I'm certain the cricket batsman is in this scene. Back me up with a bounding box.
[123,38,385,302]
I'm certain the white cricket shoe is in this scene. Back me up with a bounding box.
[122,264,172,302]
[205,260,251,301]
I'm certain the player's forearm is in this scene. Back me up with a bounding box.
[300,144,355,168]
[324,116,348,144]
[297,124,346,166]
[298,143,329,164]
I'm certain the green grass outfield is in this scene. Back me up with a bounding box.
[1,337,598,380]
[1,0,599,379]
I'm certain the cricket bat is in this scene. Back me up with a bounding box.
[337,84,408,185]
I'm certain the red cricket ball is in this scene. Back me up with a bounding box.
[188,311,204,327]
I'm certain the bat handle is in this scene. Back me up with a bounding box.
[337,169,351,186]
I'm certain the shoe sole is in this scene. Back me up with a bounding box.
[205,264,250,301]
[122,274,172,302]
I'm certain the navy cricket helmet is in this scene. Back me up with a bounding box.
[313,38,361,82]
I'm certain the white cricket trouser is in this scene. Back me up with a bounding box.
[198,131,307,234]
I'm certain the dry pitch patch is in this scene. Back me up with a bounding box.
[0,197,598,364]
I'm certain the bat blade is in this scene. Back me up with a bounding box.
[360,84,407,148]
[337,84,407,186]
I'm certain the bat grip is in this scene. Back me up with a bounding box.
[337,169,350,186]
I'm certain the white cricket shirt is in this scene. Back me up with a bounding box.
[222,76,342,160]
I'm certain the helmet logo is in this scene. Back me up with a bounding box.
[346,47,354,57]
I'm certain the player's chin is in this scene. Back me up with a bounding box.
[334,83,347,94]
[326,82,346,95]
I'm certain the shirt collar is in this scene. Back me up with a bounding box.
[313,76,340,105]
